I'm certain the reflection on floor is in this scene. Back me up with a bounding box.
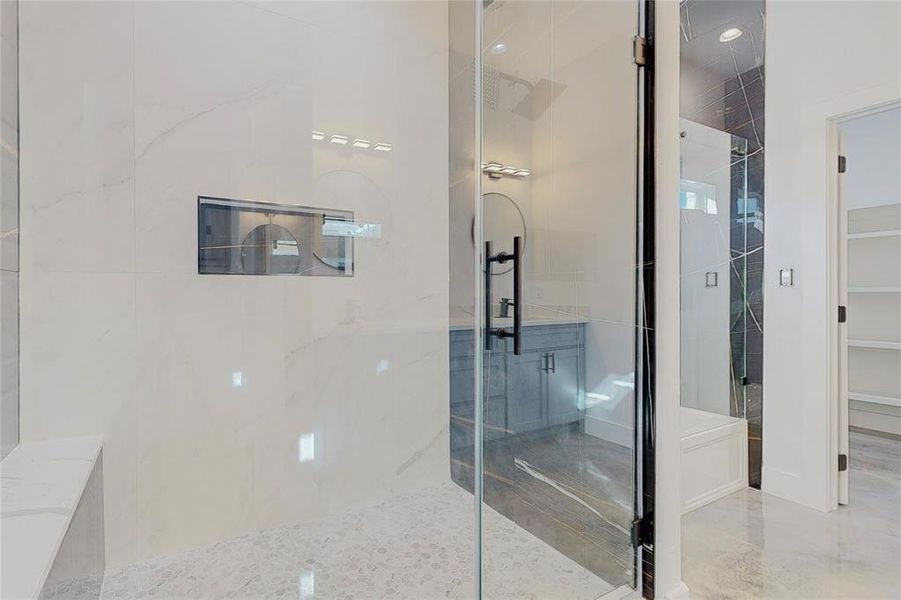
[43,482,614,600]
[683,431,901,599]
[452,425,635,589]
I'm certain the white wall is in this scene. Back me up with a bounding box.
[656,2,687,597]
[842,108,901,210]
[19,1,450,567]
[763,0,901,511]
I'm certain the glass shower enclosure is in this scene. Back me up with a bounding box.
[451,0,654,596]
[8,1,653,598]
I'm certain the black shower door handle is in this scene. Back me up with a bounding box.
[485,236,522,355]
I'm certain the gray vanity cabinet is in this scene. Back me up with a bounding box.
[507,352,546,434]
[449,323,585,452]
[545,347,583,426]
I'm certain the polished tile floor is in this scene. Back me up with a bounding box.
[452,426,635,588]
[683,430,901,599]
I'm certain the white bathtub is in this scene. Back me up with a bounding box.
[680,407,748,514]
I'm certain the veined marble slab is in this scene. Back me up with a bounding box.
[1,436,103,599]
[449,317,589,331]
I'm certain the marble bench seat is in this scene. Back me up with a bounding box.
[1,436,103,599]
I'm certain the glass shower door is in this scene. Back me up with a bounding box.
[475,0,646,596]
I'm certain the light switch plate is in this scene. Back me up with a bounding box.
[779,268,794,286]
[705,271,718,287]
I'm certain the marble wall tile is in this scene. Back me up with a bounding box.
[19,0,452,571]
[1,0,18,273]
[133,1,313,275]
[18,1,135,275]
[19,270,138,566]
[0,0,19,460]
[1,269,18,458]
[133,273,288,559]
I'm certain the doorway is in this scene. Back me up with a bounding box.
[836,105,901,505]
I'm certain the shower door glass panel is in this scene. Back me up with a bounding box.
[679,119,751,418]
[478,1,641,595]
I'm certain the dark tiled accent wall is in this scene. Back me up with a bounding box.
[724,66,765,488]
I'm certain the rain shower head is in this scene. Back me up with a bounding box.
[511,78,566,121]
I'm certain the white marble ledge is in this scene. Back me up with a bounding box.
[1,436,102,600]
[449,317,589,331]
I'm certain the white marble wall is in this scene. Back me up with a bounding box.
[19,1,451,568]
[0,0,19,460]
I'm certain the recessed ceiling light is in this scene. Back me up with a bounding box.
[491,42,507,55]
[352,139,371,149]
[330,134,349,145]
[719,28,742,43]
[372,142,392,152]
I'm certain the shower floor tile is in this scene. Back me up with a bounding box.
[82,482,615,600]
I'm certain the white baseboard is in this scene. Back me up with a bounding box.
[664,581,691,600]
[584,414,633,448]
[761,466,829,511]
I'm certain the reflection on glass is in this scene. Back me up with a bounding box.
[197,197,354,277]
[679,119,751,418]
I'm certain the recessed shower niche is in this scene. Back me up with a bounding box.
[197,197,355,276]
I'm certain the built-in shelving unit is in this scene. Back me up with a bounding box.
[849,287,901,294]
[848,339,901,351]
[847,203,901,435]
[848,392,901,408]
[847,229,901,240]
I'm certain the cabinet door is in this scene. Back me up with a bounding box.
[507,351,546,435]
[546,348,583,427]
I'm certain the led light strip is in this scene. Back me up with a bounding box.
[481,161,530,178]
[312,130,391,153]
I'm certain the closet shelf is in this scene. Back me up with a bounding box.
[848,392,901,408]
[848,229,901,240]
[848,287,901,294]
[848,339,901,350]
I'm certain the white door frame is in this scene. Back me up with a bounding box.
[825,91,901,509]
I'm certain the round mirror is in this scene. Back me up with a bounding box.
[473,192,526,275]
[241,224,301,274]
[312,218,349,271]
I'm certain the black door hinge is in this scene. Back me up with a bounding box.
[630,515,653,547]
[741,375,750,386]
[838,305,847,323]
[838,454,848,472]
[838,155,847,173]
[633,36,648,67]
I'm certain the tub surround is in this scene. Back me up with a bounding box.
[680,407,748,514]
[0,436,103,599]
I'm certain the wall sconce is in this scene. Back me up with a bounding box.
[481,161,530,179]
[313,130,392,153]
